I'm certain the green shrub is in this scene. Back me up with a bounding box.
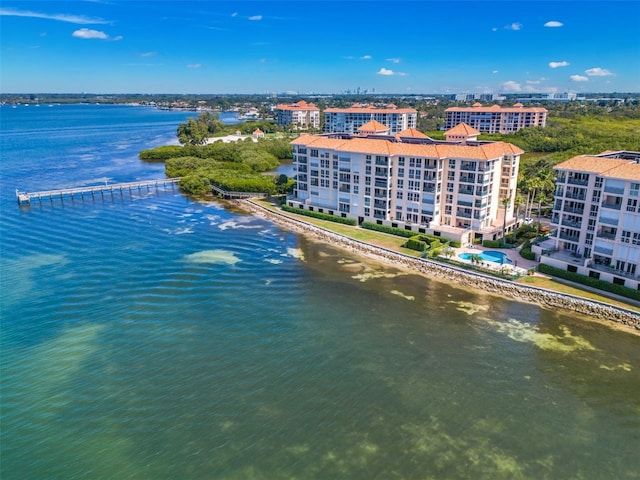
[482,239,502,248]
[404,238,427,252]
[449,240,461,248]
[361,222,415,238]
[140,145,186,161]
[178,175,211,195]
[281,205,357,225]
[428,240,442,250]
[537,264,640,301]
[519,239,536,260]
[520,249,536,260]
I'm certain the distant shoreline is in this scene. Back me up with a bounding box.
[239,199,640,335]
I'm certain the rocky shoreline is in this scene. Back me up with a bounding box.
[240,200,640,333]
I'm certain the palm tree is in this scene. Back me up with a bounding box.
[514,193,525,223]
[469,253,482,265]
[501,196,511,247]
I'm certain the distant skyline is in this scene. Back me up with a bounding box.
[1,1,639,94]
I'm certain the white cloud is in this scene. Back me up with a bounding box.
[0,7,108,24]
[505,23,522,31]
[502,80,522,92]
[570,75,589,82]
[549,61,570,68]
[492,70,499,74]
[231,12,238,17]
[526,80,541,85]
[140,52,157,57]
[585,67,613,76]
[376,68,406,76]
[386,58,401,63]
[492,27,498,32]
[187,64,202,69]
[248,15,262,21]
[544,21,563,27]
[72,28,108,39]
[360,55,372,60]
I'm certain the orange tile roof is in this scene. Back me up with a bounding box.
[358,120,389,132]
[446,104,547,113]
[291,135,523,160]
[445,123,480,136]
[324,106,417,114]
[397,128,429,138]
[276,101,319,111]
[555,155,640,181]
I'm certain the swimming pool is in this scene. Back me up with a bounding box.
[458,250,512,264]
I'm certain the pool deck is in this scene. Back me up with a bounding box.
[452,244,538,277]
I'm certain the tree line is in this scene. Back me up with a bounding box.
[140,136,294,196]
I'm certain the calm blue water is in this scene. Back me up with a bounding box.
[1,104,639,480]
[459,251,512,264]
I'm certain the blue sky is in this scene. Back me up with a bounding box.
[1,1,639,94]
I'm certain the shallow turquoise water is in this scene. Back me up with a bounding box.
[1,105,639,480]
[459,250,512,264]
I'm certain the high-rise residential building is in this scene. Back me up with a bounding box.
[535,151,640,290]
[276,101,320,129]
[445,103,547,134]
[323,104,417,135]
[288,124,522,244]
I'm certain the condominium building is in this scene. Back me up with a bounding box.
[323,104,417,135]
[288,124,522,244]
[276,101,320,129]
[445,103,547,134]
[535,151,640,290]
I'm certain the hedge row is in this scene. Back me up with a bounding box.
[360,222,460,247]
[519,239,536,260]
[482,239,516,249]
[281,205,357,225]
[537,264,640,301]
[404,238,427,252]
[361,222,415,238]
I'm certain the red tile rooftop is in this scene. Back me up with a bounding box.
[291,134,523,160]
[446,104,547,113]
[445,123,480,136]
[555,155,640,181]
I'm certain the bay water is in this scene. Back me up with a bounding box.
[1,104,638,479]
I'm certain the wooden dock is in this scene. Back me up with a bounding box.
[211,184,267,199]
[16,178,181,205]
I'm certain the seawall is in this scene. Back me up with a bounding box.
[240,200,640,332]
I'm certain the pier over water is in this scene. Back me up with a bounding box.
[16,178,181,205]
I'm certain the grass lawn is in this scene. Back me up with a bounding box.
[255,199,420,255]
[254,199,640,312]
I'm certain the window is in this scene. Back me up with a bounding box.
[631,183,640,196]
[398,168,405,177]
[627,198,638,212]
